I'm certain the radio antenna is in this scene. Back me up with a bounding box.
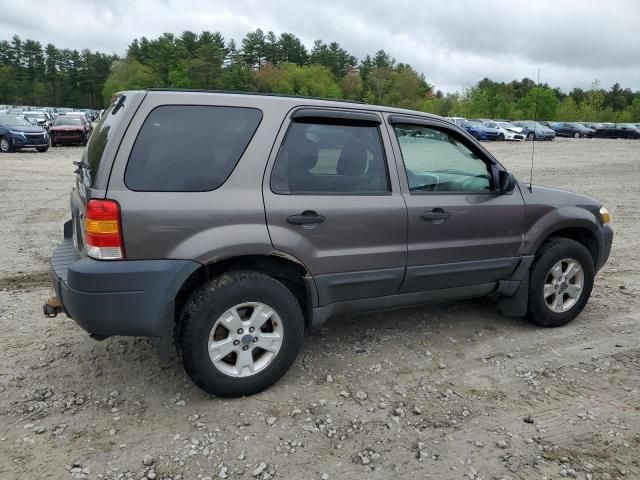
[529,68,540,192]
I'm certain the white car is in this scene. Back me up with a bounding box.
[446,116,466,126]
[484,120,525,141]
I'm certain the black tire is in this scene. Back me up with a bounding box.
[178,271,304,397]
[527,132,535,141]
[37,146,49,152]
[498,133,505,141]
[527,238,594,327]
[81,135,88,146]
[573,132,581,139]
[0,136,13,153]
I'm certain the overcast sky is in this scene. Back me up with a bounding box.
[2,0,639,93]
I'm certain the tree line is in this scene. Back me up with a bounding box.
[1,31,639,122]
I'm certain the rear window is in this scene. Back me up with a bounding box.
[85,101,119,185]
[125,105,262,192]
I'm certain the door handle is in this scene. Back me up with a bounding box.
[421,209,450,222]
[287,210,326,225]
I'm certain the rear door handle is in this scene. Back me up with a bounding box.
[421,209,450,222]
[287,210,326,225]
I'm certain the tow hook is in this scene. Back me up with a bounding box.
[43,296,63,318]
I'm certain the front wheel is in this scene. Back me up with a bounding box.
[573,132,581,138]
[0,136,13,153]
[527,132,535,141]
[178,271,304,397]
[527,238,594,327]
[498,133,505,141]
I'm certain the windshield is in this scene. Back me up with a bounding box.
[498,122,517,129]
[0,115,32,126]
[54,117,82,126]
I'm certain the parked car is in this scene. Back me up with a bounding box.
[64,112,94,133]
[445,116,466,126]
[49,115,91,146]
[46,90,613,397]
[593,123,640,139]
[22,111,52,130]
[461,120,500,140]
[0,114,50,152]
[511,121,556,140]
[484,120,525,141]
[553,122,595,138]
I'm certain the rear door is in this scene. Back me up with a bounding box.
[386,115,525,294]
[263,108,407,306]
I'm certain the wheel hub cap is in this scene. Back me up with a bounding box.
[543,258,584,313]
[207,302,283,378]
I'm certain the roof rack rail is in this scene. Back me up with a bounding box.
[145,88,366,105]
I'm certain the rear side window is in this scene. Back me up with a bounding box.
[85,102,119,186]
[125,105,262,192]
[271,121,389,195]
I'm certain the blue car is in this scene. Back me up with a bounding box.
[0,114,50,153]
[461,120,500,141]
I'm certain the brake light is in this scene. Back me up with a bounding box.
[85,199,125,260]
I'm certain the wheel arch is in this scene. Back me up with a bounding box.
[534,226,599,268]
[173,252,314,331]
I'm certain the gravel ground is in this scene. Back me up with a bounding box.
[0,139,638,480]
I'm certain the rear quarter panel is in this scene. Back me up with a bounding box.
[104,92,291,262]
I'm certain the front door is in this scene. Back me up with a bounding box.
[386,116,525,294]
[263,108,407,306]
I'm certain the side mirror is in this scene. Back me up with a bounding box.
[498,170,517,194]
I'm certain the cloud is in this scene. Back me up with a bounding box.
[1,0,638,92]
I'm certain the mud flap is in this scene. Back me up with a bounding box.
[497,275,529,317]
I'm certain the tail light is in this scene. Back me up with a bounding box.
[85,199,125,260]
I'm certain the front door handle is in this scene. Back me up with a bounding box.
[421,209,450,222]
[287,210,326,225]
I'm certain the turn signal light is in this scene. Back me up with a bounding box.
[85,199,124,259]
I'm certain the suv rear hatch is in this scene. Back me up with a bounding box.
[70,91,146,257]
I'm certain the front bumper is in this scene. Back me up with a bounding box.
[597,225,613,271]
[50,229,200,338]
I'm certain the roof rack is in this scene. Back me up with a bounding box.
[145,88,366,105]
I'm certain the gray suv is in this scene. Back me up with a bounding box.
[47,90,613,397]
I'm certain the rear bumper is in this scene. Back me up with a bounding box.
[50,232,200,337]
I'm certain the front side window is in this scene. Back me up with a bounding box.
[393,124,492,193]
[271,120,389,194]
[125,105,262,192]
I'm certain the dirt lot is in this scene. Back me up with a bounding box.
[0,139,638,480]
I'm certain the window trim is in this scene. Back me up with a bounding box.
[270,117,392,197]
[291,108,381,124]
[388,117,500,196]
[123,104,263,193]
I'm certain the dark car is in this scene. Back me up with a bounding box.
[0,114,50,152]
[554,122,595,138]
[49,116,91,146]
[461,120,500,140]
[46,90,613,397]
[594,123,640,139]
[511,121,556,140]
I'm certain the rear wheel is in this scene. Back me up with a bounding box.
[573,132,581,138]
[0,136,13,153]
[527,132,535,141]
[527,238,594,327]
[178,271,304,397]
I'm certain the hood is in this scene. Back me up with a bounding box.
[519,183,601,212]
